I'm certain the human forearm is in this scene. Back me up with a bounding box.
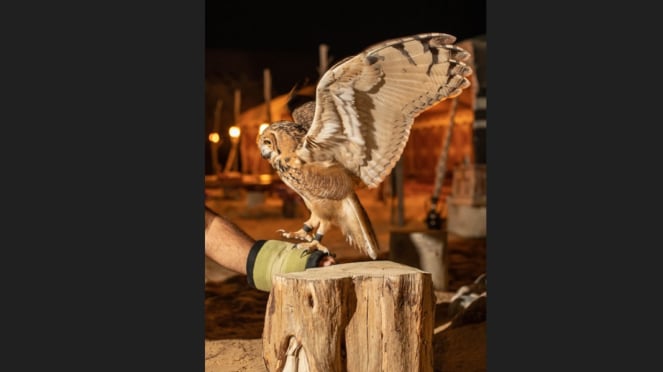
[204,206,336,291]
[205,207,252,275]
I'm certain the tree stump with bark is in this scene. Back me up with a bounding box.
[262,260,435,372]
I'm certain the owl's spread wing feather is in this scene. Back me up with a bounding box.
[296,32,473,188]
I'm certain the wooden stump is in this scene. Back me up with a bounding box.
[262,261,435,372]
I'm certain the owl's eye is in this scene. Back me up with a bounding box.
[262,139,272,146]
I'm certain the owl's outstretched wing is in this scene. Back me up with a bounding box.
[296,33,473,188]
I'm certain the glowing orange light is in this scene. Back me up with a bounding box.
[229,126,241,139]
[208,132,220,143]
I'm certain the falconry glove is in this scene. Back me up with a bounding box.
[246,240,330,292]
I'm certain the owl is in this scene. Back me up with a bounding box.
[257,32,473,259]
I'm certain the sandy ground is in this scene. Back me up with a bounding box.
[204,179,486,371]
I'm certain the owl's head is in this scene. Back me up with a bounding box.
[256,121,308,162]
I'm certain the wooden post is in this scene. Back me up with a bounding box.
[391,159,404,226]
[318,43,329,78]
[431,97,459,202]
[211,99,223,175]
[263,261,435,372]
[234,88,241,124]
[264,68,272,123]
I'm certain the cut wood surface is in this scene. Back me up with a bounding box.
[263,260,435,372]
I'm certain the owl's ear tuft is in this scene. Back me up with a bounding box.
[287,94,315,115]
[286,79,314,113]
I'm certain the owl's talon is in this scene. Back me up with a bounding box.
[277,227,314,241]
[276,228,293,239]
[295,240,332,257]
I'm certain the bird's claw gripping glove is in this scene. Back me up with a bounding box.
[246,240,330,292]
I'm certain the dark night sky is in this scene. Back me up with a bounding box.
[205,1,486,56]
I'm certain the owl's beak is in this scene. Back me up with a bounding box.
[260,147,272,159]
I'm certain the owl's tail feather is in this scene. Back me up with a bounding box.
[341,193,379,260]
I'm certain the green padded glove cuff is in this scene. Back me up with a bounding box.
[246,240,327,292]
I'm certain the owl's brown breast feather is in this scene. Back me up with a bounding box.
[278,161,355,201]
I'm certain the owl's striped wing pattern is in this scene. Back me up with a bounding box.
[296,33,473,188]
